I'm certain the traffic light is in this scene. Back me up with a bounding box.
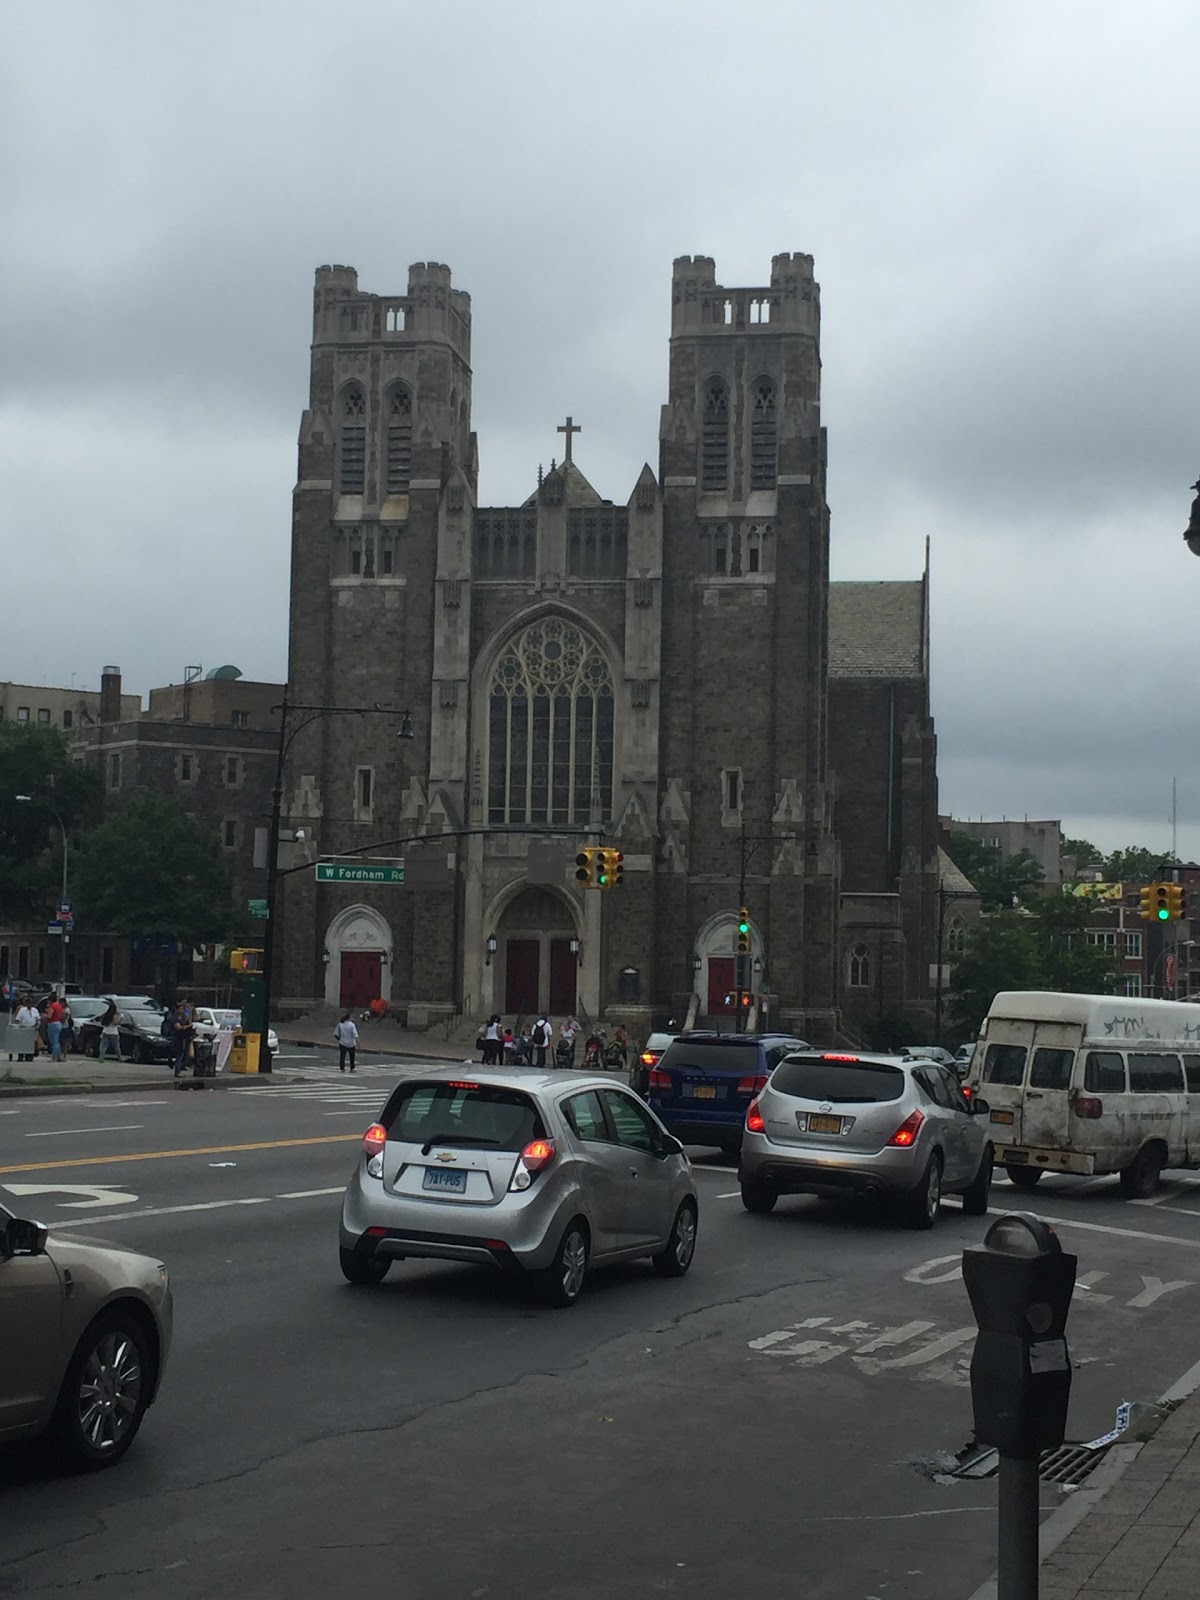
[1166,883,1186,921]
[594,848,624,890]
[575,849,597,889]
[737,909,751,954]
[1155,883,1172,921]
[1139,884,1157,921]
[230,948,263,973]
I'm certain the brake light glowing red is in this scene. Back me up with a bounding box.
[640,1051,657,1066]
[519,1137,556,1174]
[362,1122,387,1156]
[737,1074,770,1095]
[447,1080,481,1090]
[887,1110,925,1147]
[823,1053,859,1062]
[961,1084,973,1099]
[1074,1095,1103,1120]
[647,1068,671,1090]
[746,1098,765,1134]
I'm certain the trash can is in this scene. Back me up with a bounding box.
[192,1037,217,1079]
[5,1024,38,1062]
[229,1032,260,1074]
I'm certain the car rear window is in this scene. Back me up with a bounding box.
[660,1039,767,1074]
[769,1058,906,1104]
[982,1044,1027,1086]
[381,1081,544,1150]
[1030,1048,1074,1090]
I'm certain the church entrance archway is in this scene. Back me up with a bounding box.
[497,887,578,1018]
[323,903,393,1009]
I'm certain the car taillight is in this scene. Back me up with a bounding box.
[509,1137,557,1193]
[746,1098,765,1133]
[640,1050,658,1066]
[823,1053,860,1062]
[647,1068,671,1090]
[1074,1095,1103,1120]
[737,1074,769,1095]
[363,1122,387,1156]
[961,1084,972,1099]
[887,1110,925,1147]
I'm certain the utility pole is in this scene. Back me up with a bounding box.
[733,826,776,1033]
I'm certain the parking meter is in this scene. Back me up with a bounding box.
[962,1214,1077,1458]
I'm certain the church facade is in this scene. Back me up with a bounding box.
[278,254,940,1045]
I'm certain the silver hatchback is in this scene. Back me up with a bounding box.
[738,1051,994,1228]
[339,1068,699,1306]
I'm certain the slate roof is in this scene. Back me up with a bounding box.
[828,581,926,678]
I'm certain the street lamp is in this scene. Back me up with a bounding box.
[257,693,413,1074]
[15,795,69,994]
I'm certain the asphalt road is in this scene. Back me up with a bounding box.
[3,1063,1200,1599]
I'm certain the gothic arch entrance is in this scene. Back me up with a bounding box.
[323,903,393,1009]
[496,886,578,1018]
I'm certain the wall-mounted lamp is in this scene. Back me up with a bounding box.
[322,950,331,966]
[569,936,582,966]
[693,954,702,972]
[485,933,498,966]
[752,956,763,974]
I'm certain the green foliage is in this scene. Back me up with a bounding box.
[1102,846,1175,884]
[0,725,102,921]
[1033,892,1119,995]
[1063,837,1102,868]
[72,794,239,949]
[947,833,1045,911]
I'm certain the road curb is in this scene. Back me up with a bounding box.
[0,1074,309,1099]
[279,1037,468,1063]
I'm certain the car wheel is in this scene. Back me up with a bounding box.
[534,1220,589,1307]
[339,1245,391,1285]
[1119,1143,1164,1200]
[49,1310,151,1471]
[740,1179,777,1215]
[653,1200,698,1278]
[1005,1165,1043,1191]
[960,1145,993,1216]
[902,1153,943,1230]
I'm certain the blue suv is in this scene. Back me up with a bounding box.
[645,1031,810,1152]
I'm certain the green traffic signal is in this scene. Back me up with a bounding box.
[1159,907,1171,920]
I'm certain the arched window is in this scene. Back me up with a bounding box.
[701,379,729,491]
[385,385,412,494]
[487,616,614,826]
[946,919,966,958]
[848,943,870,989]
[750,379,777,489]
[339,386,366,495]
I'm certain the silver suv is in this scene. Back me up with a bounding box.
[738,1051,994,1228]
[339,1068,699,1306]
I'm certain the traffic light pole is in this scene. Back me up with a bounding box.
[734,828,776,1033]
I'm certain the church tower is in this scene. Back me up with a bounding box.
[657,254,839,1033]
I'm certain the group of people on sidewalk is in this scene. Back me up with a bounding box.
[478,1014,630,1071]
[7,993,76,1062]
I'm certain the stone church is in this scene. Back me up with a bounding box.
[278,253,940,1045]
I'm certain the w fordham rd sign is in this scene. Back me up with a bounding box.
[315,861,404,885]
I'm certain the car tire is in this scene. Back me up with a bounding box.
[1119,1143,1164,1200]
[740,1180,777,1215]
[960,1145,993,1216]
[533,1220,589,1307]
[339,1246,391,1285]
[1005,1165,1043,1191]
[49,1309,152,1471]
[902,1153,943,1230]
[652,1200,698,1278]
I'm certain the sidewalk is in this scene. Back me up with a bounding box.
[273,1010,468,1062]
[1036,1389,1200,1598]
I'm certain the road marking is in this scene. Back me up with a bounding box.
[0,1133,359,1175]
[24,1124,142,1138]
[991,1205,1200,1251]
[4,1181,139,1209]
[717,1191,740,1199]
[40,1188,341,1228]
[749,1315,974,1384]
[277,1187,344,1199]
[1129,1274,1192,1308]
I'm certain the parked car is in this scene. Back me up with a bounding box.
[953,1042,977,1076]
[339,1067,699,1306]
[631,1030,679,1096]
[78,1007,175,1064]
[644,1031,811,1152]
[738,1050,994,1228]
[192,1006,279,1055]
[898,1045,958,1068]
[0,1200,172,1468]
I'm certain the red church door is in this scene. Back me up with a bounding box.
[340,952,381,1008]
[505,940,540,1017]
[707,957,736,1016]
[549,939,577,1016]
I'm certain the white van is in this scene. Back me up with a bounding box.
[965,991,1200,1198]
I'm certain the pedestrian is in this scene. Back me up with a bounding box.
[557,1013,580,1069]
[60,998,76,1056]
[612,1022,629,1071]
[45,992,66,1062]
[335,1012,359,1071]
[482,1014,502,1065]
[502,1026,516,1063]
[172,1001,194,1077]
[532,1014,551,1070]
[98,998,123,1061]
[13,997,39,1062]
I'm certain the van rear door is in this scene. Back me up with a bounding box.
[974,1022,1033,1141]
[1019,1023,1080,1151]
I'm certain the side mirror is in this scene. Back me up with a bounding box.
[1,1216,48,1258]
[970,1098,991,1116]
[659,1134,685,1159]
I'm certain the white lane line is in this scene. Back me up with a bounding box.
[1130,1201,1200,1219]
[324,1110,374,1117]
[991,1204,1200,1250]
[59,1196,276,1227]
[717,1191,741,1199]
[276,1187,344,1199]
[24,1124,142,1138]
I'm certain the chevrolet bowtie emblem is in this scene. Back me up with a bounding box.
[436,1152,457,1162]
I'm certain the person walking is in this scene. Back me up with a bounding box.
[335,1012,359,1071]
[45,993,66,1063]
[98,999,123,1061]
[171,1001,194,1077]
[482,1014,502,1065]
[532,1015,551,1070]
[13,998,39,1062]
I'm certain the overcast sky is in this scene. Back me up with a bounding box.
[3,1,1198,856]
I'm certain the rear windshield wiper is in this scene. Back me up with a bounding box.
[419,1134,503,1155]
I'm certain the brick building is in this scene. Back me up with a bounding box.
[276,254,941,1040]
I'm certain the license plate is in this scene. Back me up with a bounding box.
[808,1114,842,1135]
[691,1085,717,1099]
[422,1168,467,1193]
[990,1109,1015,1125]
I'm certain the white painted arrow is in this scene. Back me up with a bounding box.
[3,1182,139,1210]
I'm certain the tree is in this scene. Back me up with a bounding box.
[1062,837,1102,869]
[1102,846,1175,883]
[947,833,1045,911]
[0,725,101,922]
[948,911,1041,1037]
[1033,892,1119,995]
[71,794,241,996]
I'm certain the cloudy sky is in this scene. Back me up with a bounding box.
[2,1,1198,856]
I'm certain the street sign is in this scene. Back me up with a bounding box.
[45,921,74,935]
[247,898,269,919]
[57,901,73,917]
[315,860,405,885]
